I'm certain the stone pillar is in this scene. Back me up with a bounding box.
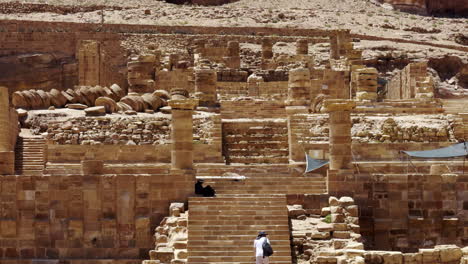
[287,68,311,106]
[195,68,217,107]
[0,86,15,175]
[169,98,198,170]
[324,99,356,196]
[296,39,308,55]
[324,69,349,99]
[169,54,180,71]
[225,41,241,69]
[261,38,273,60]
[247,74,263,97]
[324,99,356,170]
[128,54,156,94]
[330,30,350,60]
[78,40,101,86]
[354,67,378,101]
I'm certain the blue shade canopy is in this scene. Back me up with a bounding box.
[403,142,468,158]
[305,153,329,173]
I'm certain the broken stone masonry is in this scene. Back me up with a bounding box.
[0,22,467,264]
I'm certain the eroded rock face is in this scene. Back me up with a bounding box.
[378,0,468,16]
[165,0,238,5]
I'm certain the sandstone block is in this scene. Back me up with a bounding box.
[95,97,118,113]
[333,231,351,239]
[338,197,354,207]
[175,250,187,259]
[155,247,174,263]
[67,103,88,110]
[321,207,331,216]
[311,231,331,239]
[317,223,334,232]
[85,106,106,116]
[346,205,358,217]
[329,196,339,206]
[0,220,16,238]
[331,213,345,223]
[333,223,349,231]
[170,203,185,215]
[435,245,462,262]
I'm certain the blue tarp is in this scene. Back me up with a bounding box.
[403,142,468,158]
[305,153,329,173]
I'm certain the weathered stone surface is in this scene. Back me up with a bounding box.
[84,106,106,116]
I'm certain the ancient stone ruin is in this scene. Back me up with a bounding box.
[0,6,467,264]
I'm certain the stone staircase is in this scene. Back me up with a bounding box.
[187,195,292,264]
[222,119,289,164]
[15,136,45,175]
[197,164,327,195]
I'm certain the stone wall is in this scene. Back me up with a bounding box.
[0,31,125,94]
[386,62,434,100]
[220,99,287,119]
[45,116,171,145]
[0,171,193,261]
[42,113,222,164]
[288,113,459,162]
[327,172,468,251]
[289,194,468,258]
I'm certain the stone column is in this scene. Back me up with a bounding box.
[169,98,198,170]
[354,67,378,101]
[330,30,350,60]
[0,86,15,175]
[324,99,355,170]
[195,68,217,107]
[324,99,356,196]
[127,54,156,94]
[225,41,240,69]
[287,68,311,106]
[78,40,101,86]
[261,38,273,60]
[324,69,349,99]
[169,54,180,71]
[296,39,308,55]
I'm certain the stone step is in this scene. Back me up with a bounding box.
[188,220,289,227]
[225,149,289,155]
[188,225,289,231]
[190,196,285,201]
[227,158,289,164]
[187,243,291,252]
[18,170,43,176]
[188,230,290,237]
[187,195,291,264]
[15,158,44,164]
[17,165,44,169]
[224,137,288,143]
[189,199,287,205]
[189,205,287,211]
[184,262,291,264]
[188,256,291,263]
[188,250,291,256]
[189,212,288,219]
[224,142,289,148]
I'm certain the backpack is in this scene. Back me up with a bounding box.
[262,239,274,257]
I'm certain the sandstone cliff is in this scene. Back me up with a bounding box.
[380,0,468,16]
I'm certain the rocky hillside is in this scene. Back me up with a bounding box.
[0,0,465,47]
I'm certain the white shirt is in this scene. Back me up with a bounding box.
[253,237,270,257]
